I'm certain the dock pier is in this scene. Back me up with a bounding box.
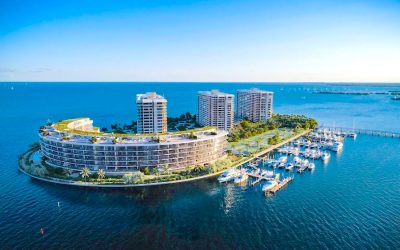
[319,126,400,139]
[267,176,294,195]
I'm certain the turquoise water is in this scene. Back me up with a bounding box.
[1,82,400,249]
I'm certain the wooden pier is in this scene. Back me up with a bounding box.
[319,126,400,139]
[267,176,294,194]
[248,172,274,186]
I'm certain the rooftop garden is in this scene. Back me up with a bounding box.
[48,119,215,138]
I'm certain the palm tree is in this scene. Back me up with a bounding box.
[255,137,263,150]
[80,167,91,181]
[162,164,170,175]
[97,169,105,180]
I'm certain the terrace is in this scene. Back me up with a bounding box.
[41,118,223,145]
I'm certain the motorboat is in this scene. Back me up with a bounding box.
[261,170,274,178]
[262,180,278,192]
[347,132,357,139]
[330,142,343,152]
[293,156,301,164]
[218,169,239,183]
[285,163,294,171]
[308,162,315,170]
[321,152,331,161]
[278,156,288,163]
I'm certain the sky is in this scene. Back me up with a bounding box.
[0,0,399,82]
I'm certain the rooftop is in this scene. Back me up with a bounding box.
[237,88,273,94]
[40,118,225,145]
[198,90,234,97]
[136,92,167,102]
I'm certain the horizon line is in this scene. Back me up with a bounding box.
[1,81,400,84]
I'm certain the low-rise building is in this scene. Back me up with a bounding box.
[39,118,227,173]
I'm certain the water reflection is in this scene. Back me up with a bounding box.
[30,178,221,207]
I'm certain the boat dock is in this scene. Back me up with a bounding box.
[267,176,294,194]
[319,126,400,138]
[247,172,275,186]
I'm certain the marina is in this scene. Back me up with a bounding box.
[218,127,355,195]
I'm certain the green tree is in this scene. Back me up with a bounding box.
[80,167,91,181]
[161,164,171,175]
[142,167,151,175]
[255,137,263,150]
[97,169,106,180]
[123,172,145,184]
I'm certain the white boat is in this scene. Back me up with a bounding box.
[330,142,343,152]
[285,163,294,171]
[262,180,278,192]
[308,162,315,170]
[321,152,330,161]
[279,162,286,168]
[293,156,301,164]
[261,170,274,178]
[234,173,249,185]
[348,132,357,139]
[218,169,239,183]
[278,156,288,163]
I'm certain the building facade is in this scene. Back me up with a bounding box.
[237,88,273,122]
[136,92,167,134]
[197,90,234,131]
[39,118,228,173]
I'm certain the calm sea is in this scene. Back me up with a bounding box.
[0,82,399,249]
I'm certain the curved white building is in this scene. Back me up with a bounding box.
[39,118,228,173]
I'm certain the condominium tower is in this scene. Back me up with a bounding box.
[237,88,273,122]
[197,90,234,130]
[136,92,167,134]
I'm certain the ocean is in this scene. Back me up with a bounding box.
[0,82,399,249]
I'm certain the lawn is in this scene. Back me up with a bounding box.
[227,128,295,155]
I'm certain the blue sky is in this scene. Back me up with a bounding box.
[0,0,399,82]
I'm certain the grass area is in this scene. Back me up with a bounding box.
[228,128,297,155]
[51,118,215,138]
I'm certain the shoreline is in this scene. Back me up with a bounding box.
[18,130,311,188]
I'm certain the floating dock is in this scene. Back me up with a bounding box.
[267,176,294,195]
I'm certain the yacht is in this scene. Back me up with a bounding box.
[261,170,274,178]
[293,156,301,164]
[330,142,343,152]
[262,180,278,192]
[285,163,294,171]
[234,173,249,185]
[278,156,288,163]
[218,169,239,183]
[321,152,331,161]
[347,132,357,139]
